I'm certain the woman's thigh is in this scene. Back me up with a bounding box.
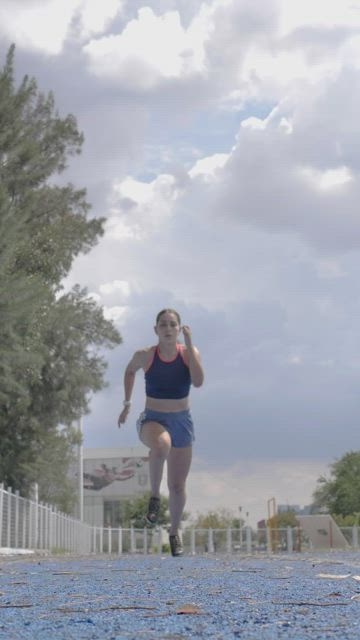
[167,446,192,487]
[139,421,171,450]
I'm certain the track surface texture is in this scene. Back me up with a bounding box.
[1,551,360,639]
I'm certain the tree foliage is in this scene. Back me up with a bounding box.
[0,46,121,506]
[312,451,360,517]
[111,493,190,529]
[191,508,241,529]
[118,494,172,529]
[268,511,299,528]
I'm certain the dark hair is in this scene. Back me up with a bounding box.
[156,308,181,325]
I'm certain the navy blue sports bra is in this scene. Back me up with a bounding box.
[145,344,191,399]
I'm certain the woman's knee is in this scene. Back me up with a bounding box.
[140,422,171,454]
[168,480,186,495]
[151,434,171,458]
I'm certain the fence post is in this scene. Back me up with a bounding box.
[118,528,123,555]
[286,527,293,553]
[130,527,136,554]
[52,507,57,551]
[40,503,45,550]
[22,499,27,548]
[64,515,68,551]
[158,527,163,555]
[7,487,12,548]
[93,526,97,554]
[226,528,232,553]
[14,490,20,549]
[266,527,272,554]
[87,524,91,554]
[0,483,4,548]
[34,498,39,550]
[246,526,252,553]
[59,513,63,550]
[191,528,196,555]
[108,527,112,555]
[143,528,148,555]
[208,528,214,553]
[29,499,33,549]
[44,504,48,549]
[352,526,359,549]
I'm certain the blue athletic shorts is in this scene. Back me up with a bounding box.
[136,408,195,448]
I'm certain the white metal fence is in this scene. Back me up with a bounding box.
[0,483,92,554]
[1,483,359,555]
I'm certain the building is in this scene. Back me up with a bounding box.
[82,447,150,527]
[277,504,312,515]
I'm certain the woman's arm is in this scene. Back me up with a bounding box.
[118,350,147,426]
[182,326,204,388]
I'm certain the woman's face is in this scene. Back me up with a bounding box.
[155,311,181,343]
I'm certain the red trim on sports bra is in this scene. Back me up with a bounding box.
[156,343,181,363]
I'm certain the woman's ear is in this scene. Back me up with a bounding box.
[154,325,158,335]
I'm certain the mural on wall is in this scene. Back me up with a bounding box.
[83,457,148,491]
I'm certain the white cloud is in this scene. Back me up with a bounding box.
[0,0,75,54]
[105,218,141,241]
[99,280,131,297]
[233,2,360,104]
[241,116,268,131]
[0,0,123,54]
[204,70,360,251]
[83,6,208,87]
[76,0,122,39]
[299,166,353,191]
[106,174,181,240]
[189,153,229,181]
[103,305,128,325]
[86,291,101,304]
[278,0,360,34]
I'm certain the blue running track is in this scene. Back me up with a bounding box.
[1,551,360,639]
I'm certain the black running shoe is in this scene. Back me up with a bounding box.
[169,534,183,557]
[145,496,160,526]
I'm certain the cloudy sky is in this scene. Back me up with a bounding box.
[2,0,360,524]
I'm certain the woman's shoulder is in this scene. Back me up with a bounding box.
[136,346,156,353]
[128,347,155,369]
[137,346,157,370]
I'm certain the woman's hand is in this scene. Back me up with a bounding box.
[182,325,193,348]
[182,325,204,387]
[118,405,130,427]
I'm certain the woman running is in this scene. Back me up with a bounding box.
[118,308,204,556]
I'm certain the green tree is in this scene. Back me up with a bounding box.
[332,513,360,527]
[119,494,171,528]
[312,451,360,517]
[191,508,240,529]
[0,46,121,502]
[29,425,81,513]
[268,511,298,528]
[114,493,190,529]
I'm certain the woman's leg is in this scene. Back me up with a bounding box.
[167,446,192,535]
[140,422,171,497]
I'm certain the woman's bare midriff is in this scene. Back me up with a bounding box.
[145,396,190,412]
